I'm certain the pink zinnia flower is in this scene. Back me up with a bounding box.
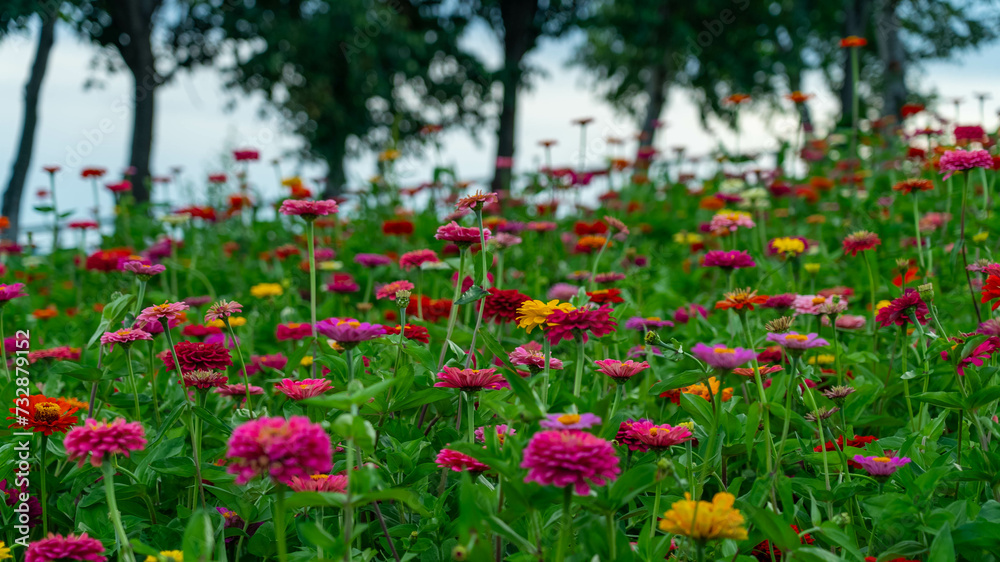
[521,430,620,495]
[545,305,618,345]
[852,454,911,476]
[434,221,491,246]
[455,190,500,211]
[475,424,515,444]
[942,336,1000,376]
[690,343,755,370]
[181,369,229,389]
[205,300,243,323]
[275,378,334,400]
[122,260,166,278]
[354,253,394,268]
[226,416,332,485]
[703,250,756,270]
[939,148,992,180]
[64,418,147,467]
[833,314,867,330]
[375,280,415,300]
[215,383,265,398]
[436,448,489,473]
[25,533,107,562]
[539,413,602,430]
[434,367,505,392]
[547,282,580,301]
[625,316,674,331]
[399,249,440,270]
[842,230,881,256]
[594,272,627,284]
[765,332,829,350]
[875,289,929,327]
[627,420,694,450]
[325,273,360,293]
[594,359,650,383]
[278,199,339,218]
[0,282,27,302]
[509,342,563,371]
[315,318,386,346]
[99,328,153,351]
[276,322,312,341]
[136,301,190,329]
[288,473,348,492]
[709,211,755,232]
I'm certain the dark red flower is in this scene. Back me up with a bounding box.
[383,324,431,344]
[160,341,232,373]
[614,419,649,452]
[875,289,929,328]
[545,305,618,345]
[480,288,531,324]
[586,288,624,304]
[382,219,414,236]
[813,435,878,468]
[752,525,814,561]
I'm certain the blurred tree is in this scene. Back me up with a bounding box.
[175,0,491,197]
[1,1,60,240]
[461,0,587,190]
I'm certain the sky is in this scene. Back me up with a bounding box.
[1,20,999,234]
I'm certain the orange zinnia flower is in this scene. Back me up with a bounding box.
[8,395,81,435]
[724,93,751,105]
[716,288,769,312]
[786,91,813,104]
[840,36,867,48]
[32,307,58,320]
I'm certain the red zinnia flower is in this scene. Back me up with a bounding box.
[892,178,933,194]
[544,305,618,345]
[587,288,624,304]
[382,219,414,236]
[842,230,881,257]
[480,288,531,324]
[839,36,867,47]
[382,324,431,344]
[7,395,80,435]
[982,275,1000,310]
[875,289,929,328]
[160,341,233,373]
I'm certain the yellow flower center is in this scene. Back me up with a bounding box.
[34,403,60,422]
[872,457,891,463]
[785,334,809,342]
[310,474,330,481]
[646,316,661,321]
[557,414,581,425]
[713,348,736,354]
[811,297,826,305]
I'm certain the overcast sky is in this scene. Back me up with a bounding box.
[1,20,999,232]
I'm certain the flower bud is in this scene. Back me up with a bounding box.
[395,289,411,309]
[917,283,934,302]
[452,546,468,561]
[832,512,851,527]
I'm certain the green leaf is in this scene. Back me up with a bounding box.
[742,504,799,552]
[649,370,705,394]
[928,521,955,562]
[192,406,233,435]
[390,388,453,411]
[47,361,105,381]
[911,392,964,410]
[150,457,196,477]
[454,284,490,306]
[679,392,713,429]
[965,387,1000,411]
[303,378,395,410]
[479,328,544,418]
[297,520,339,548]
[284,492,346,510]
[182,509,214,562]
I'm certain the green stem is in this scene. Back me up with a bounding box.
[275,486,289,562]
[307,219,319,373]
[588,236,613,292]
[541,338,552,408]
[802,382,833,518]
[103,458,137,562]
[1,310,8,380]
[161,319,206,508]
[125,347,142,421]
[912,194,925,269]
[133,279,147,316]
[466,390,476,443]
[573,334,586,398]
[739,313,774,475]
[226,319,255,417]
[647,477,662,547]
[437,250,467,369]
[900,326,914,422]
[556,486,573,561]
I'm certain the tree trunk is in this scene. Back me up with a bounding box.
[126,34,157,204]
[637,63,667,153]
[788,69,813,132]
[491,0,537,192]
[2,15,56,241]
[322,136,347,198]
[876,0,906,121]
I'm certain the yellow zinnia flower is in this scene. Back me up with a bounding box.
[515,300,576,333]
[300,355,314,366]
[770,237,806,256]
[804,263,821,274]
[250,283,284,298]
[145,551,183,562]
[659,492,748,541]
[973,231,989,243]
[808,354,836,365]
[875,299,892,312]
[0,542,10,560]
[207,317,247,328]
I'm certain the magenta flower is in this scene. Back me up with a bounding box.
[545,305,618,345]
[354,253,394,268]
[939,148,992,180]
[315,318,387,346]
[181,370,229,389]
[521,430,620,495]
[547,282,581,301]
[274,378,334,400]
[703,250,756,270]
[852,454,911,476]
[122,260,166,278]
[539,413,602,430]
[509,342,563,371]
[375,280,415,300]
[399,249,440,270]
[762,293,797,310]
[99,328,153,351]
[875,289,929,328]
[690,343,756,370]
[764,332,829,350]
[434,221,491,246]
[434,367,505,392]
[942,336,1000,376]
[0,282,27,302]
[226,416,332,485]
[624,316,674,331]
[215,383,265,398]
[288,473,348,493]
[64,419,147,467]
[278,199,339,218]
[205,300,243,323]
[594,359,650,383]
[25,533,107,562]
[436,448,490,473]
[627,420,694,450]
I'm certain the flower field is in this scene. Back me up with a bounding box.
[3,130,1000,562]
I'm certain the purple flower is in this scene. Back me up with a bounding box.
[852,454,911,476]
[703,250,756,270]
[765,331,829,350]
[540,412,602,430]
[315,318,387,346]
[690,343,756,370]
[122,260,166,278]
[624,316,674,331]
[354,253,393,268]
[547,282,580,301]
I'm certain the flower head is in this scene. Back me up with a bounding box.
[659,492,748,541]
[181,370,229,389]
[354,253,393,268]
[375,280,415,300]
[594,359,650,383]
[475,424,515,444]
[160,341,232,373]
[144,552,182,562]
[7,395,80,435]
[624,316,674,331]
[122,260,166,278]
[544,305,617,345]
[436,448,489,473]
[205,300,243,323]
[64,419,146,467]
[250,283,283,298]
[709,210,755,232]
[515,300,576,333]
[521,430,620,495]
[435,367,505,392]
[25,533,107,562]
[764,332,829,350]
[716,288,768,312]
[853,454,911,477]
[691,343,756,370]
[768,236,809,257]
[843,231,881,256]
[455,190,499,211]
[274,378,334,400]
[278,199,339,218]
[508,342,563,371]
[399,249,439,270]
[435,221,491,246]
[136,301,190,329]
[315,318,386,346]
[226,416,332,485]
[875,289,929,327]
[627,420,694,450]
[99,328,153,351]
[840,36,868,47]
[288,473,348,493]
[703,250,756,270]
[939,149,992,180]
[892,178,934,195]
[540,413,602,430]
